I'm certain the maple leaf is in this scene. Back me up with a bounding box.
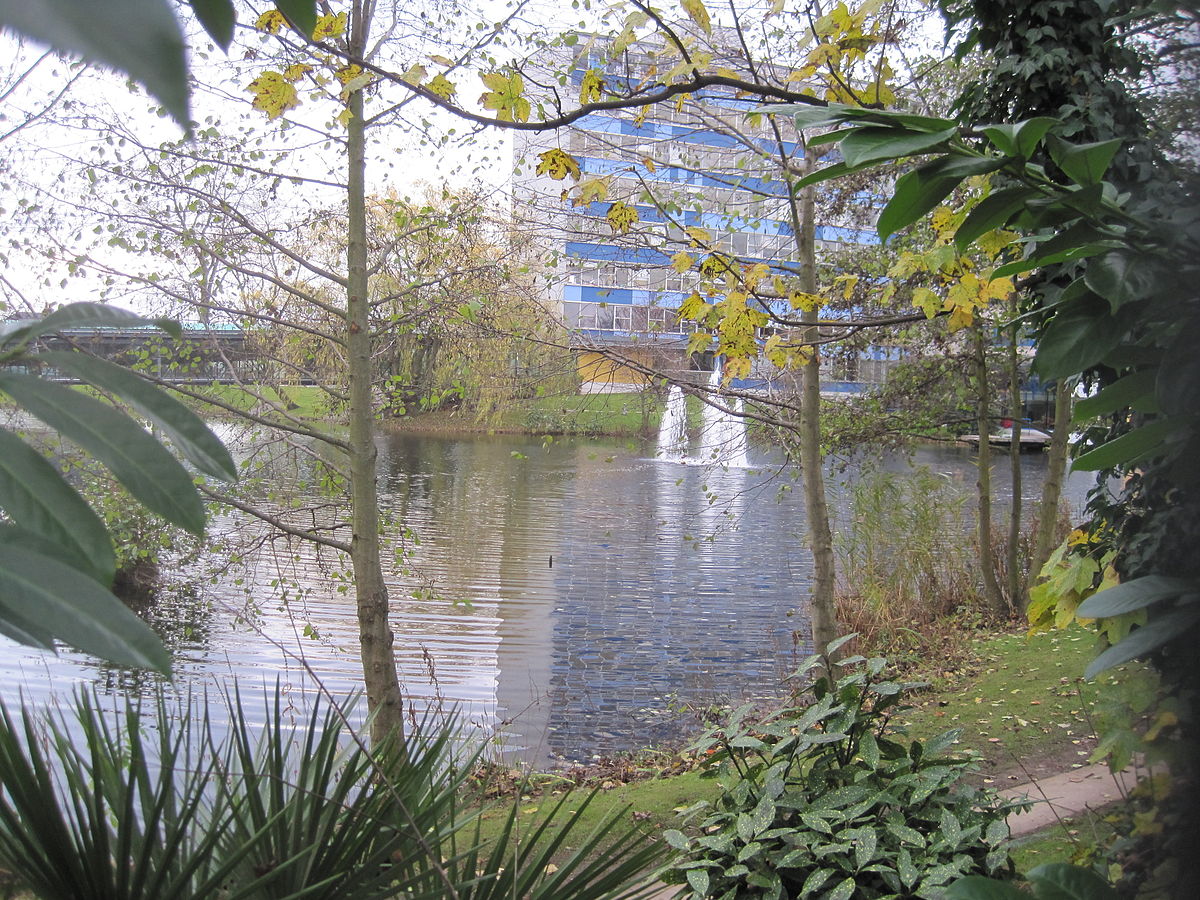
[247,71,299,120]
[480,71,530,123]
[580,69,605,104]
[686,331,714,354]
[255,10,285,33]
[678,291,712,323]
[536,149,581,181]
[282,63,310,83]
[680,0,712,35]
[606,201,640,234]
[671,251,694,274]
[685,226,711,247]
[911,287,942,319]
[312,12,347,41]
[743,262,771,290]
[402,64,428,86]
[428,74,456,100]
[788,291,823,312]
[575,177,609,206]
[335,65,363,85]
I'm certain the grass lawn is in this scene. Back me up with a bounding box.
[474,625,1151,870]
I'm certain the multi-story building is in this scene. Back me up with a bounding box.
[512,32,892,395]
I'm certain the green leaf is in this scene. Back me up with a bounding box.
[40,352,237,481]
[686,867,710,896]
[853,828,877,869]
[1,302,181,350]
[945,875,1032,900]
[1077,575,1194,618]
[0,428,115,583]
[886,822,926,847]
[662,828,690,851]
[955,187,1038,252]
[838,126,957,169]
[0,545,170,673]
[939,808,963,846]
[795,160,874,189]
[1071,418,1175,471]
[1027,862,1121,900]
[1084,250,1162,311]
[1085,605,1200,679]
[801,867,833,897]
[188,0,235,48]
[1073,370,1159,421]
[827,876,855,900]
[0,0,189,124]
[780,102,853,131]
[993,241,1119,278]
[877,156,994,240]
[1033,306,1124,380]
[1047,136,1122,186]
[0,374,205,535]
[273,0,318,36]
[980,117,1060,158]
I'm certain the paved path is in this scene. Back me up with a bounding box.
[1000,761,1140,836]
[639,762,1141,898]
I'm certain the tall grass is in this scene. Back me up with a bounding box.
[833,466,987,665]
[0,689,663,900]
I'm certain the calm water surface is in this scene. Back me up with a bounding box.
[0,430,1094,765]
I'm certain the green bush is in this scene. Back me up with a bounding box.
[662,638,1021,899]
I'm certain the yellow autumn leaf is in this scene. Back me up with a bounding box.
[429,54,455,67]
[402,64,427,86]
[723,355,751,381]
[977,228,1020,260]
[911,287,941,319]
[606,201,640,234]
[671,251,694,273]
[743,262,771,290]
[480,71,531,122]
[312,12,347,41]
[685,226,711,247]
[246,71,299,120]
[788,291,823,311]
[835,273,859,300]
[335,65,363,85]
[575,177,609,205]
[680,0,712,34]
[340,72,373,99]
[931,205,955,236]
[427,74,456,100]
[535,148,581,181]
[336,108,353,128]
[255,10,285,33]
[633,106,648,128]
[580,69,605,104]
[983,275,1015,302]
[686,330,714,354]
[678,291,712,322]
[282,63,310,83]
[642,156,657,173]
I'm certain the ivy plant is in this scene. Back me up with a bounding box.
[662,637,1019,900]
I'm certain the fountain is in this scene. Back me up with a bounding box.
[656,369,750,468]
[656,384,689,462]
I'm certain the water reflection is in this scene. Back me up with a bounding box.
[0,430,1095,765]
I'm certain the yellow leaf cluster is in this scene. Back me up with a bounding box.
[480,71,531,123]
[606,201,640,234]
[255,10,285,34]
[678,291,714,324]
[246,71,299,120]
[535,148,581,181]
[312,12,347,41]
[764,334,812,370]
[580,69,605,104]
[713,290,768,363]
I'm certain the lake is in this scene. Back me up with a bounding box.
[0,429,1095,766]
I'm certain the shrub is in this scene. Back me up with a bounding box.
[662,638,1020,899]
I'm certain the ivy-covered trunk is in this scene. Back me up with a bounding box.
[796,170,838,654]
[345,6,405,749]
[974,325,1006,615]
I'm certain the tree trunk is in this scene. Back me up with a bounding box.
[1006,310,1023,608]
[974,325,1007,615]
[1029,377,1072,592]
[346,12,406,749]
[797,172,838,655]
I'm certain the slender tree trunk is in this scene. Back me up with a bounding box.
[346,8,406,748]
[1007,309,1023,608]
[797,172,838,655]
[1029,377,1072,593]
[974,325,1007,615]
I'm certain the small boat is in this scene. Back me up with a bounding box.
[959,422,1053,452]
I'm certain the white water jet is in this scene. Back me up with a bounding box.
[698,369,751,469]
[656,384,689,461]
